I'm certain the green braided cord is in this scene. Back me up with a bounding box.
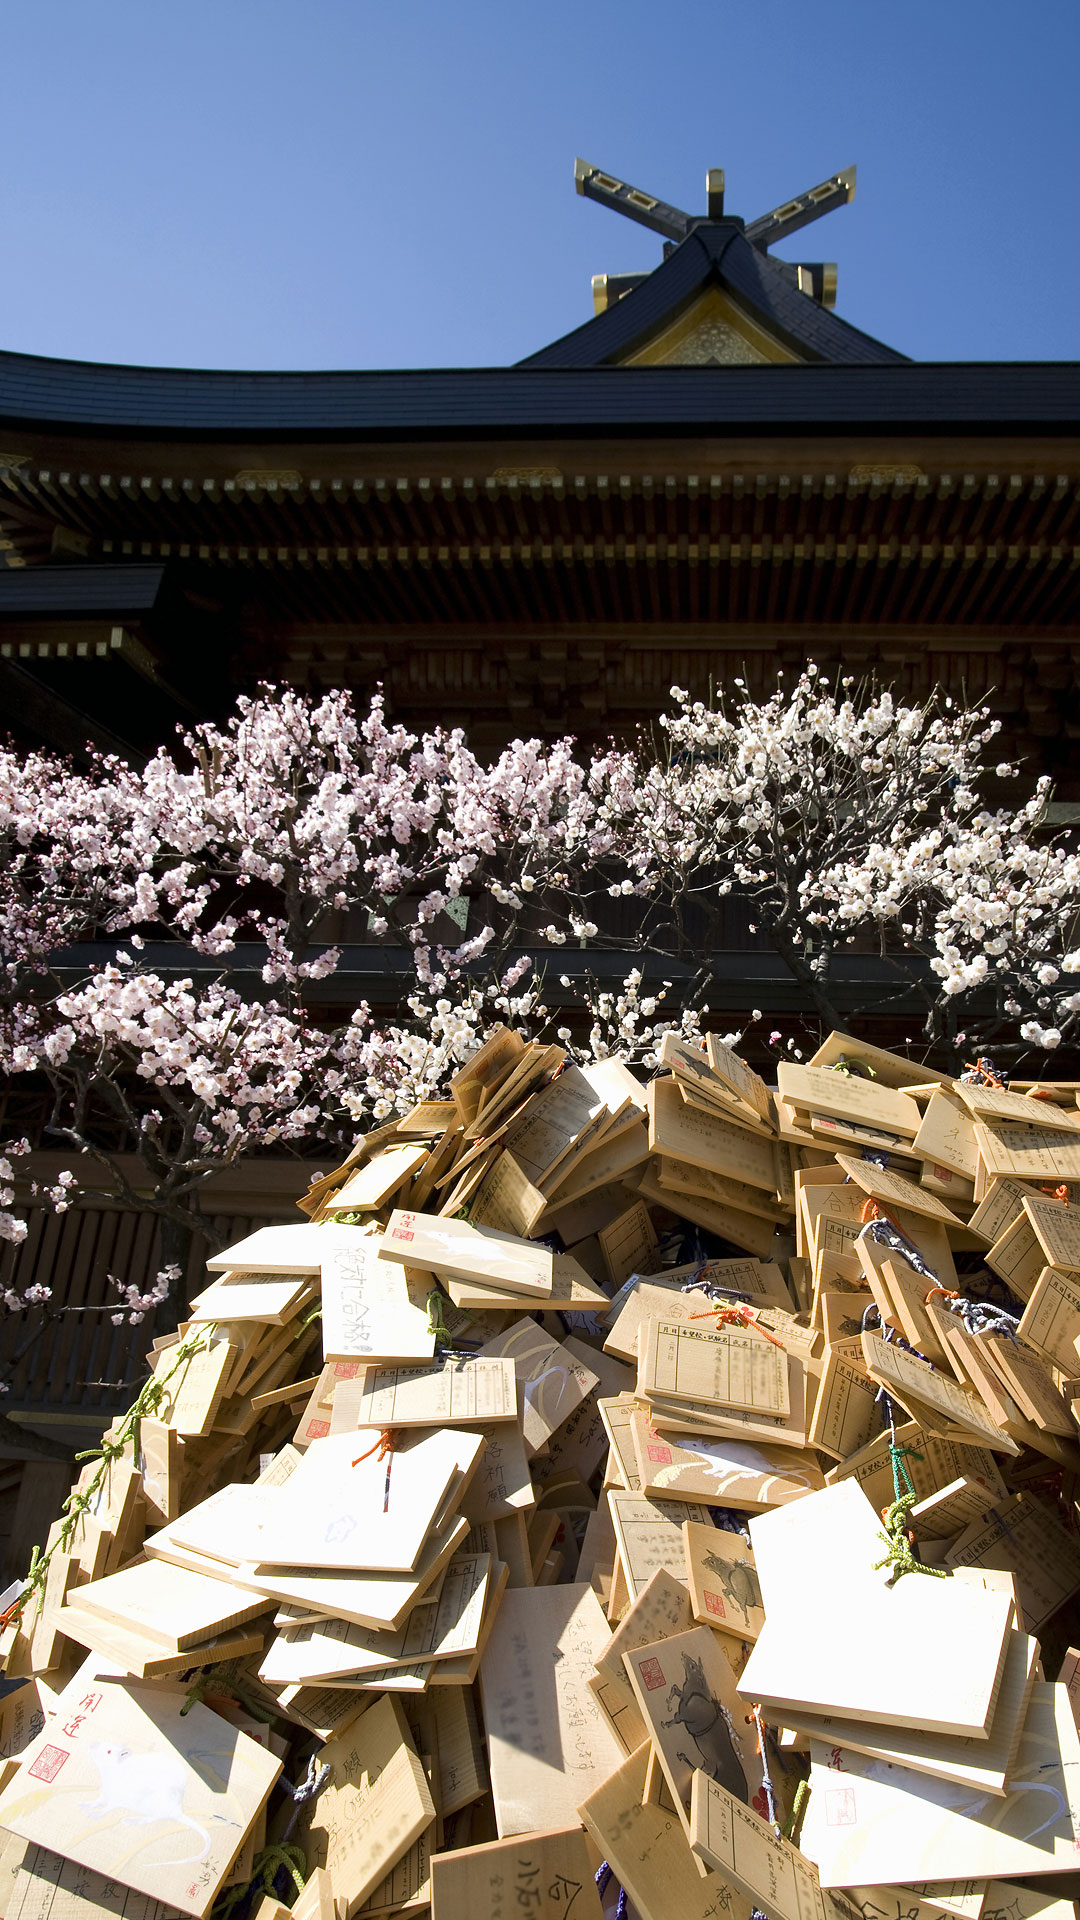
[1,1323,217,1632]
[782,1778,810,1845]
[217,1675,280,1725]
[296,1302,322,1333]
[889,1441,922,1504]
[212,1843,308,1918]
[180,1671,211,1718]
[209,1884,249,1920]
[426,1287,450,1341]
[828,1056,877,1080]
[871,1439,946,1585]
[180,1665,281,1724]
[257,1844,307,1899]
[874,1490,949,1586]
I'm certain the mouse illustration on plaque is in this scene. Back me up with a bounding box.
[83,1740,240,1866]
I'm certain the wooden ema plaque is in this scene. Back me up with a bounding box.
[0,1682,281,1918]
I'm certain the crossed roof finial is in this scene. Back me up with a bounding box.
[573,158,856,252]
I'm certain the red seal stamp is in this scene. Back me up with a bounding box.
[647,1445,672,1464]
[705,1591,726,1617]
[29,1745,69,1783]
[639,1657,666,1691]
[826,1787,856,1827]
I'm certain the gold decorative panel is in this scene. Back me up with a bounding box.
[620,287,799,367]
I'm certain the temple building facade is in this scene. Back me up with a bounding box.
[1,159,1079,1489]
[2,159,1079,780]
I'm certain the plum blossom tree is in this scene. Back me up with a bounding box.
[0,691,636,1322]
[1,672,1078,1339]
[613,667,1080,1058]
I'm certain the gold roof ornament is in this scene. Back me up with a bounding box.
[577,157,856,313]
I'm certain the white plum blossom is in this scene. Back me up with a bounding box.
[605,670,1080,1059]
[0,1142,29,1248]
[0,686,641,1274]
[109,1263,178,1326]
[2,673,1079,1292]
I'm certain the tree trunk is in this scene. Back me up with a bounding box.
[769,933,844,1034]
[154,1215,196,1341]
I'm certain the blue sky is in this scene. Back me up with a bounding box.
[3,1,1078,370]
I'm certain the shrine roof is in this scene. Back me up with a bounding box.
[519,221,907,369]
[0,564,166,614]
[2,156,1077,445]
[0,351,1079,441]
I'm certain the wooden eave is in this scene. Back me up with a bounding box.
[1,352,1079,761]
[5,449,1080,635]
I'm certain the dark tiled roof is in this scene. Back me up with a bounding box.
[718,229,910,367]
[0,353,1079,439]
[519,223,909,368]
[0,566,166,614]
